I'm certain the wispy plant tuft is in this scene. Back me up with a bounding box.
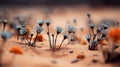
[86,14,108,50]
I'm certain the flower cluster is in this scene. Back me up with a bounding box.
[86,14,108,50]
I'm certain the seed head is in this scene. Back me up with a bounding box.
[16,25,22,30]
[93,40,98,45]
[102,24,108,29]
[67,25,76,33]
[0,31,12,40]
[102,30,107,37]
[63,33,68,40]
[97,27,101,33]
[70,36,75,41]
[56,26,63,34]
[36,26,43,34]
[89,23,94,30]
[45,20,51,26]
[86,36,90,42]
[37,19,45,26]
[3,19,7,24]
[97,37,102,42]
[87,13,91,18]
[30,33,34,36]
[19,27,28,35]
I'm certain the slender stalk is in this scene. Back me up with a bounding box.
[88,17,91,23]
[52,34,55,50]
[54,34,58,49]
[3,23,6,32]
[32,33,38,47]
[58,39,65,50]
[47,26,52,49]
[93,33,98,41]
[22,35,27,45]
[17,30,20,40]
[23,35,29,44]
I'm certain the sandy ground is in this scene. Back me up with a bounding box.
[0,5,120,67]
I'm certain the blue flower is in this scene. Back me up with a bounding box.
[19,27,28,35]
[36,26,43,34]
[102,30,107,37]
[86,35,90,42]
[16,25,22,30]
[67,25,76,33]
[45,20,51,26]
[0,31,12,40]
[89,23,94,29]
[56,26,63,34]
[63,33,68,39]
[37,19,45,26]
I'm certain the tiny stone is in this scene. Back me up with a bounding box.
[71,59,79,63]
[92,59,98,63]
[76,54,85,59]
[51,60,57,64]
[80,27,84,31]
[69,50,74,53]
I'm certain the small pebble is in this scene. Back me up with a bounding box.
[76,54,85,59]
[69,50,74,53]
[92,59,98,63]
[80,27,84,31]
[71,59,79,63]
[51,60,57,64]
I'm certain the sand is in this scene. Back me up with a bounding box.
[0,5,120,67]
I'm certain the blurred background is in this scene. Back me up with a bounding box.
[0,0,120,6]
[0,0,120,29]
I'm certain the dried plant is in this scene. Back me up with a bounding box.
[86,14,107,50]
[54,26,63,49]
[45,20,52,49]
[31,26,43,47]
[58,33,68,50]
[16,25,22,40]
